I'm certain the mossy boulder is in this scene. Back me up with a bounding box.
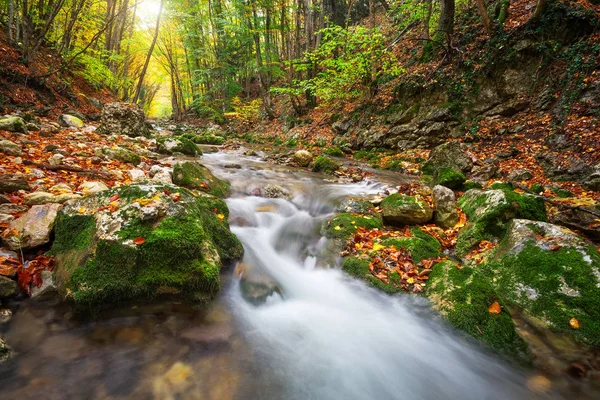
[421,141,473,175]
[183,133,225,145]
[335,199,377,215]
[433,167,466,189]
[57,114,84,128]
[172,161,230,198]
[323,213,383,240]
[456,189,546,257]
[95,146,142,165]
[0,140,22,157]
[157,137,201,156]
[51,182,243,310]
[311,155,340,174]
[380,193,433,225]
[0,116,27,133]
[427,260,529,362]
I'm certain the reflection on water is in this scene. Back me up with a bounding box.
[0,148,590,399]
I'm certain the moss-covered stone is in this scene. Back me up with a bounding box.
[172,161,230,198]
[421,141,473,175]
[323,213,383,240]
[324,147,344,157]
[434,167,466,189]
[489,181,514,191]
[380,227,441,263]
[529,183,544,194]
[427,260,530,362]
[456,189,547,257]
[0,116,27,133]
[380,193,433,225]
[341,257,403,294]
[312,155,340,174]
[183,133,225,145]
[462,181,483,191]
[157,137,201,156]
[95,146,141,165]
[51,182,243,311]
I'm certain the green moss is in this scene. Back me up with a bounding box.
[324,147,344,157]
[427,261,530,362]
[555,188,574,198]
[183,133,225,145]
[434,167,466,189]
[483,243,600,347]
[529,183,544,194]
[489,182,514,191]
[341,256,402,294]
[312,155,340,174]
[381,227,441,263]
[463,181,484,191]
[50,214,96,254]
[173,136,201,156]
[324,213,383,239]
[172,162,230,197]
[380,193,418,208]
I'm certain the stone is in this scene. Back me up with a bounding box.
[51,182,243,310]
[127,168,146,181]
[0,140,22,156]
[49,153,64,166]
[0,204,28,214]
[95,146,142,165]
[432,185,459,229]
[0,337,10,363]
[23,191,56,205]
[40,123,60,137]
[293,150,313,167]
[57,114,84,128]
[433,167,466,189]
[172,161,230,197]
[0,276,18,298]
[422,141,473,175]
[0,116,27,133]
[149,166,172,184]
[0,308,12,324]
[54,193,82,203]
[43,144,60,153]
[508,168,533,182]
[30,270,57,298]
[551,207,600,241]
[0,195,10,204]
[0,214,14,224]
[380,194,433,225]
[79,181,109,196]
[223,163,242,169]
[469,163,498,182]
[156,137,200,156]
[261,184,292,200]
[484,100,529,117]
[0,174,31,193]
[97,102,149,137]
[4,203,62,250]
[536,152,591,182]
[49,183,73,194]
[311,155,340,174]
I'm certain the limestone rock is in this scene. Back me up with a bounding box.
[23,191,56,205]
[57,114,84,128]
[261,184,292,200]
[172,161,230,197]
[432,185,459,229]
[4,203,62,250]
[156,137,200,156]
[293,150,313,167]
[380,193,433,225]
[0,174,30,193]
[95,146,142,165]
[0,140,22,156]
[97,102,149,137]
[79,181,110,196]
[0,116,27,133]
[422,141,473,175]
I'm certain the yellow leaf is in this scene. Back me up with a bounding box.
[372,243,385,251]
[217,213,225,221]
[78,206,86,214]
[350,221,356,225]
[569,317,580,329]
[135,198,153,206]
[407,277,415,284]
[334,226,342,231]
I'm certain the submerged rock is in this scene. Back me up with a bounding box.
[380,194,433,225]
[97,102,149,137]
[311,155,340,174]
[172,161,230,198]
[261,184,292,200]
[51,183,243,310]
[0,276,18,298]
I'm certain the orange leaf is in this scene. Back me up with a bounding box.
[133,237,145,245]
[488,301,501,314]
[109,193,120,202]
[569,317,580,329]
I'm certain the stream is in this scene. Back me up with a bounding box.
[0,147,566,399]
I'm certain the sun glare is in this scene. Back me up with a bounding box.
[136,0,163,26]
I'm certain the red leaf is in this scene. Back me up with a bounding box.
[109,193,120,202]
[133,237,145,245]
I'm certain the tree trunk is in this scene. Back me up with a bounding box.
[133,0,164,104]
[475,0,492,34]
[436,0,455,45]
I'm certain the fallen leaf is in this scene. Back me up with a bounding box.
[569,317,580,329]
[109,193,120,202]
[488,301,501,314]
[133,237,145,245]
[372,243,385,251]
[217,213,225,221]
[78,206,87,214]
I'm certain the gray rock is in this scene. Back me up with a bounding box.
[0,116,27,133]
[261,184,292,200]
[0,140,22,156]
[508,168,533,182]
[223,163,242,169]
[0,276,18,298]
[469,163,498,182]
[536,152,591,182]
[149,166,172,184]
[0,195,10,204]
[97,102,149,137]
[484,100,529,117]
[127,168,146,181]
[79,181,109,196]
[95,146,141,165]
[23,191,56,205]
[0,214,14,224]
[0,204,28,214]
[30,270,57,298]
[422,141,473,175]
[57,114,84,128]
[4,203,62,250]
[432,185,459,229]
[551,207,600,241]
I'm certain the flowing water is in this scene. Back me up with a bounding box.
[0,147,573,399]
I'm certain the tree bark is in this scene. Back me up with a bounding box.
[133,0,164,104]
[475,0,492,34]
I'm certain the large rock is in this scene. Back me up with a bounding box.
[0,174,30,193]
[422,141,473,175]
[95,146,142,165]
[551,207,600,240]
[57,114,84,128]
[51,183,243,310]
[97,102,149,137]
[0,140,22,156]
[293,150,313,167]
[261,184,292,200]
[380,194,433,226]
[456,188,546,256]
[172,161,230,198]
[432,185,459,228]
[0,276,18,298]
[4,203,62,250]
[536,152,591,182]
[157,137,200,156]
[311,155,340,174]
[0,116,27,133]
